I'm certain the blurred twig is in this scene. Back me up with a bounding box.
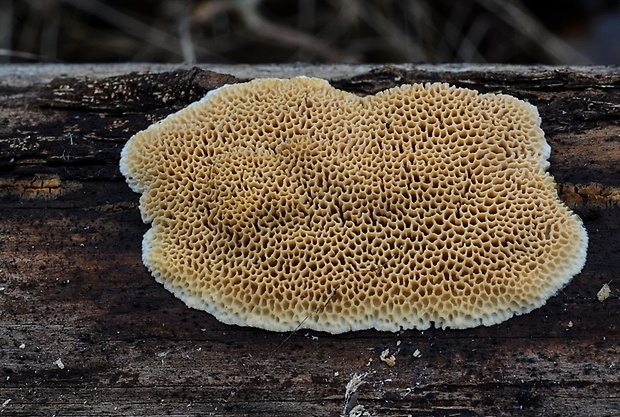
[39,0,60,61]
[350,0,429,62]
[4,0,605,64]
[476,0,592,64]
[439,1,486,62]
[0,48,45,61]
[58,0,215,62]
[237,0,357,62]
[0,0,12,63]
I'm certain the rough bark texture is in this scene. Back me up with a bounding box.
[0,64,619,417]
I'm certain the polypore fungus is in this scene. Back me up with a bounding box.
[120,77,588,333]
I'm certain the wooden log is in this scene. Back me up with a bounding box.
[0,64,619,417]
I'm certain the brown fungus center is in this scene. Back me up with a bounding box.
[120,77,588,333]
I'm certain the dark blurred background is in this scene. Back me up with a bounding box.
[1,0,619,65]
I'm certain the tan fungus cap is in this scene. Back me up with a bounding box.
[120,77,588,333]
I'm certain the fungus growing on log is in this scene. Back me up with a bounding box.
[120,77,588,333]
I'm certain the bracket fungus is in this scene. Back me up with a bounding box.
[120,77,588,333]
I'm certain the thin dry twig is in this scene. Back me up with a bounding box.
[270,284,342,356]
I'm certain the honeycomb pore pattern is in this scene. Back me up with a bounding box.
[120,77,588,333]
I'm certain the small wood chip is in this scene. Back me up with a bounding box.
[597,283,611,302]
[380,348,396,367]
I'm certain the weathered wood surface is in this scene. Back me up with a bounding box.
[0,64,619,417]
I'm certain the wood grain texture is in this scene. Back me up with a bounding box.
[0,64,619,417]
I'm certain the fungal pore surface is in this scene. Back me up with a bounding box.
[120,77,588,333]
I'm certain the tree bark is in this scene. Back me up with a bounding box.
[0,64,618,417]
